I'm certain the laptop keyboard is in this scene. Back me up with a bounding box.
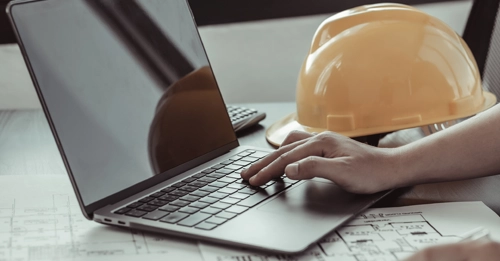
[113,150,299,230]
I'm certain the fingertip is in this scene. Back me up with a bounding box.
[284,163,299,178]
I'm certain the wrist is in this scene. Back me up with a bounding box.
[383,146,419,189]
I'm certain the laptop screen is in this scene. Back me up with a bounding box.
[10,0,237,206]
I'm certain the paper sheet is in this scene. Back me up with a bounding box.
[0,175,202,261]
[199,202,500,261]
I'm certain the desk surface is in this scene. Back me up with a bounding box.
[1,103,499,214]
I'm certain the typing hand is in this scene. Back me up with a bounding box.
[240,131,403,194]
[404,240,500,261]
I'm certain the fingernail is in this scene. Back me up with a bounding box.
[285,163,298,177]
[249,176,256,184]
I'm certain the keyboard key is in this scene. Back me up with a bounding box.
[216,211,237,219]
[179,206,199,214]
[180,195,201,202]
[221,160,233,165]
[252,151,269,158]
[142,210,169,221]
[190,201,209,209]
[199,197,219,204]
[179,185,198,192]
[246,150,256,153]
[237,183,291,207]
[200,186,219,193]
[190,190,210,197]
[158,195,178,201]
[225,165,242,170]
[127,202,143,208]
[240,156,260,162]
[190,181,208,187]
[215,169,233,175]
[170,200,191,207]
[218,177,238,184]
[139,197,155,203]
[159,212,189,224]
[170,190,189,197]
[232,160,250,166]
[115,207,131,214]
[171,182,186,188]
[198,177,217,183]
[182,177,197,183]
[201,207,222,215]
[177,213,212,227]
[208,182,226,188]
[227,183,247,190]
[218,187,238,194]
[125,209,147,217]
[201,168,216,174]
[205,216,227,225]
[159,205,180,212]
[264,180,276,187]
[238,152,251,157]
[150,192,166,198]
[226,173,242,179]
[211,202,232,210]
[193,173,206,178]
[148,199,169,207]
[229,156,242,161]
[229,193,250,200]
[161,187,176,193]
[220,197,241,205]
[195,222,218,230]
[225,205,249,214]
[137,205,158,212]
[238,188,260,195]
[211,164,225,170]
[209,192,228,199]
[207,173,226,179]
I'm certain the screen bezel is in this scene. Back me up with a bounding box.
[6,0,239,220]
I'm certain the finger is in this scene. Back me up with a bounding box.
[281,131,315,146]
[284,156,334,181]
[240,138,308,180]
[248,141,326,186]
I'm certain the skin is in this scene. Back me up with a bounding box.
[240,104,500,260]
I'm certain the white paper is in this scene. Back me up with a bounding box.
[0,175,202,261]
[199,201,500,261]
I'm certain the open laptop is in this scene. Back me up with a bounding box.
[7,0,389,253]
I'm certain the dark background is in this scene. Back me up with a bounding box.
[0,0,457,44]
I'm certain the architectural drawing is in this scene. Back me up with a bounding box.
[317,213,460,261]
[200,201,500,261]
[0,193,200,261]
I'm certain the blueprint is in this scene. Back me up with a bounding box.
[0,175,202,261]
[199,201,500,261]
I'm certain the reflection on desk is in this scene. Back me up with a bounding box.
[1,102,499,214]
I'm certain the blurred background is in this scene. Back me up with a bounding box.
[0,0,472,108]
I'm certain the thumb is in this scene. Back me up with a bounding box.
[284,156,334,180]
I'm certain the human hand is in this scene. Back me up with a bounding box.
[240,131,405,194]
[404,240,500,261]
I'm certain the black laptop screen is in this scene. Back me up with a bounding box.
[11,0,237,205]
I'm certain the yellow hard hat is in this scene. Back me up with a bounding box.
[266,3,497,147]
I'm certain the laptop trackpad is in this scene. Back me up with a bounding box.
[257,180,374,217]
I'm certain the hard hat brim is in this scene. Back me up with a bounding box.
[266,91,497,147]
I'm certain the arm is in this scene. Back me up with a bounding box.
[241,104,500,194]
[397,104,500,187]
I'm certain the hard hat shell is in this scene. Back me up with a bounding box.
[267,3,496,147]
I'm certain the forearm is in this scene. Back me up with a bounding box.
[395,104,500,187]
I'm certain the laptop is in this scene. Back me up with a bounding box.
[7,0,390,253]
